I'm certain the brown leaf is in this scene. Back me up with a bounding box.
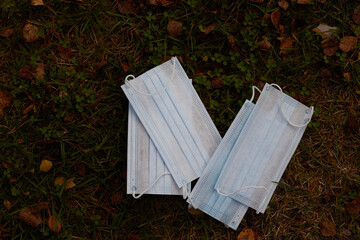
[23,23,40,43]
[353,5,360,25]
[3,200,11,210]
[258,37,271,50]
[321,37,338,56]
[319,221,336,237]
[55,176,75,190]
[345,198,360,214]
[18,66,34,80]
[291,0,309,4]
[339,36,358,52]
[250,0,264,2]
[23,101,35,114]
[317,0,326,3]
[118,0,136,15]
[0,90,13,115]
[19,208,42,227]
[227,34,238,51]
[0,28,15,38]
[204,24,217,35]
[187,206,203,216]
[343,72,351,81]
[278,0,289,11]
[94,60,107,70]
[121,62,129,73]
[74,162,86,176]
[157,0,173,7]
[237,228,260,240]
[147,0,157,6]
[110,191,123,206]
[59,46,72,60]
[40,159,53,172]
[344,117,359,135]
[271,9,281,31]
[30,0,44,6]
[167,20,183,37]
[32,202,49,213]
[211,77,223,89]
[48,216,61,232]
[34,63,45,79]
[277,37,294,54]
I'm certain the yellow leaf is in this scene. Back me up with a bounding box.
[65,177,76,190]
[39,160,53,172]
[237,228,260,240]
[30,0,44,6]
[54,176,65,186]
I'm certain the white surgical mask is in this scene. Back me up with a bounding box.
[188,97,256,230]
[122,57,221,189]
[214,83,313,214]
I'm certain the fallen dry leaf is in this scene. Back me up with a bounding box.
[147,0,157,5]
[110,191,123,206]
[345,197,360,214]
[317,0,326,3]
[34,63,45,79]
[321,37,338,56]
[40,160,53,172]
[187,206,203,216]
[23,102,36,114]
[0,28,15,38]
[18,66,34,80]
[278,0,289,11]
[0,90,12,115]
[167,20,183,37]
[212,77,223,89]
[23,23,40,43]
[3,200,11,210]
[157,0,173,7]
[258,37,271,50]
[19,208,42,227]
[291,0,309,4]
[343,72,351,81]
[48,216,61,233]
[59,46,72,60]
[353,5,360,25]
[118,0,136,15]
[277,37,294,54]
[204,24,217,35]
[54,176,65,186]
[30,0,44,6]
[319,221,336,237]
[227,34,238,51]
[121,62,129,73]
[237,228,260,240]
[250,0,264,2]
[74,162,86,176]
[55,177,75,190]
[271,9,281,31]
[313,23,337,39]
[94,60,107,70]
[339,36,358,52]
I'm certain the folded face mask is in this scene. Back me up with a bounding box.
[214,83,314,214]
[122,57,221,188]
[127,104,191,198]
[188,97,256,230]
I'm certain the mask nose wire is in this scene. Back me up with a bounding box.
[125,57,176,96]
[269,83,314,128]
[132,172,171,199]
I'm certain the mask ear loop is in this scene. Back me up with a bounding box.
[269,84,314,128]
[125,57,176,96]
[215,186,268,214]
[249,86,262,103]
[132,172,171,199]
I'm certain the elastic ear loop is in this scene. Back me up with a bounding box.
[125,57,176,96]
[216,186,268,214]
[269,83,314,128]
[132,172,171,199]
[249,86,262,103]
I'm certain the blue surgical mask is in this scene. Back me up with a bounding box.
[188,98,255,230]
[122,57,221,189]
[214,83,314,214]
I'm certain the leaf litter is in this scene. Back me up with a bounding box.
[23,23,41,43]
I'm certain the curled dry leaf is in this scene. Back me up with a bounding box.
[204,24,217,35]
[277,37,294,54]
[121,62,129,73]
[339,36,358,52]
[237,228,260,240]
[278,0,289,11]
[321,37,338,56]
[23,23,40,43]
[59,46,72,60]
[19,208,42,227]
[291,0,309,4]
[353,5,360,25]
[0,28,15,38]
[258,37,271,50]
[48,216,61,233]
[271,9,281,31]
[54,177,76,190]
[167,20,183,37]
[30,0,45,6]
[0,90,13,115]
[147,0,157,6]
[319,221,336,237]
[211,77,223,89]
[18,66,35,80]
[3,200,11,210]
[313,24,337,39]
[118,0,136,15]
[40,159,53,172]
[35,63,45,79]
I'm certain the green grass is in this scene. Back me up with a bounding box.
[0,0,359,239]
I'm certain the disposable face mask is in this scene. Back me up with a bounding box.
[122,57,221,189]
[188,87,259,230]
[214,83,314,214]
[127,79,193,198]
